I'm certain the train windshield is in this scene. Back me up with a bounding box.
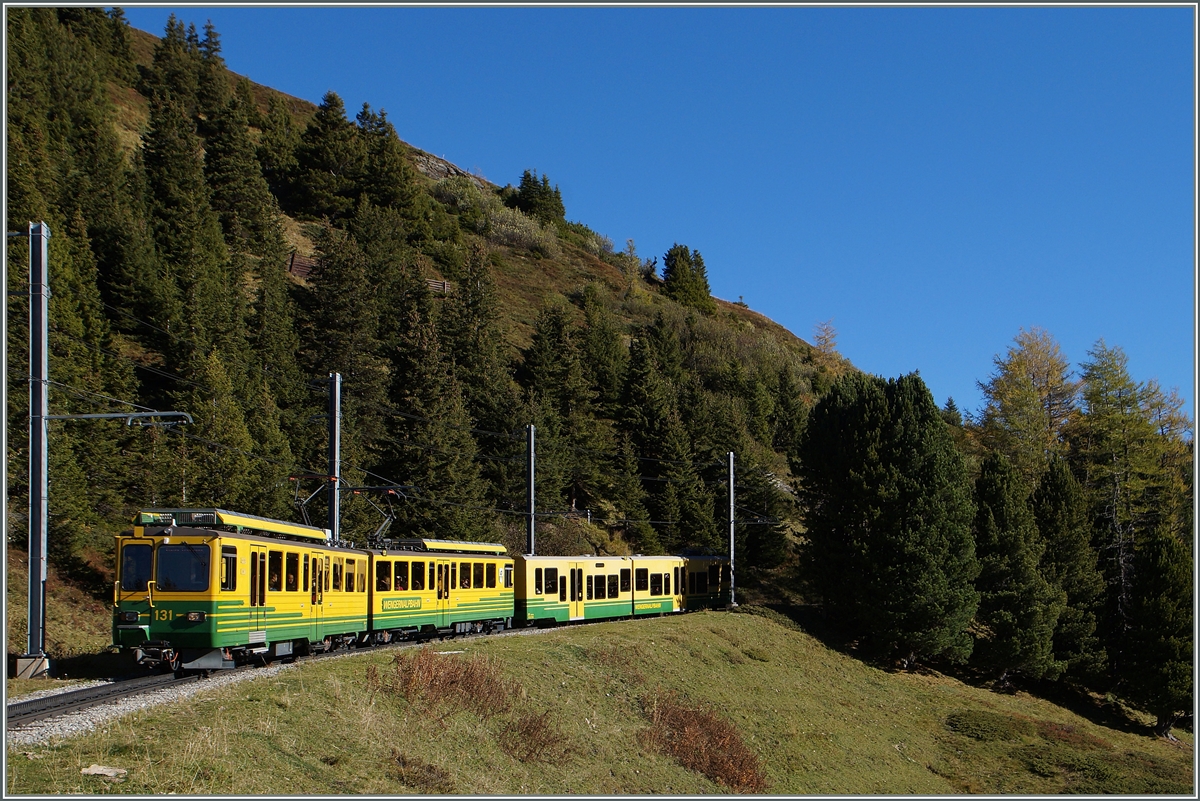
[120,543,152,591]
[156,543,211,592]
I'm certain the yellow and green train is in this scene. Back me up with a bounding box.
[112,508,729,671]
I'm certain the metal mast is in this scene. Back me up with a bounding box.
[728,451,737,608]
[26,222,50,664]
[328,372,341,541]
[526,424,536,555]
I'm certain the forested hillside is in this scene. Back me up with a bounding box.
[5,9,1192,738]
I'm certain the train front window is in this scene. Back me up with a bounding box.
[156,543,210,592]
[120,543,152,591]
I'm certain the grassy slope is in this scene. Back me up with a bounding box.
[6,611,1193,795]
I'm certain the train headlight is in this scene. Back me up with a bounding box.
[119,611,139,623]
[186,611,207,622]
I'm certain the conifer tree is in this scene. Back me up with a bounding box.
[195,20,230,131]
[1123,523,1193,739]
[976,327,1078,487]
[204,96,286,258]
[354,103,418,211]
[293,91,366,219]
[172,350,256,510]
[972,451,1064,685]
[141,14,200,112]
[1032,456,1106,682]
[1067,340,1161,679]
[300,225,389,470]
[795,371,979,667]
[578,283,627,412]
[510,169,565,224]
[257,94,301,205]
[662,243,717,314]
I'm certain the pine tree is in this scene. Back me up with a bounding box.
[354,103,418,211]
[662,243,717,314]
[195,20,230,131]
[1032,456,1106,682]
[972,451,1065,685]
[172,350,256,509]
[794,371,979,667]
[510,169,565,224]
[204,95,286,258]
[293,91,366,220]
[257,94,300,206]
[1123,523,1193,739]
[141,14,200,112]
[578,283,627,412]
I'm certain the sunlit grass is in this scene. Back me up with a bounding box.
[6,611,1192,794]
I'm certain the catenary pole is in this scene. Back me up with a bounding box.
[328,372,341,542]
[26,222,50,658]
[728,450,737,608]
[527,424,536,555]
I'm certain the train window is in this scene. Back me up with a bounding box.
[332,560,343,591]
[395,561,409,591]
[620,569,631,593]
[345,559,356,591]
[559,576,566,602]
[544,568,558,597]
[325,557,331,592]
[635,568,648,592]
[429,563,436,590]
[303,555,310,592]
[120,543,152,592]
[219,546,237,592]
[688,571,696,594]
[411,561,424,591]
[358,562,366,593]
[460,562,471,589]
[650,573,663,596]
[696,571,708,594]
[485,563,496,589]
[534,568,543,594]
[504,566,513,589]
[451,563,458,592]
[266,551,282,592]
[286,553,299,592]
[157,544,211,592]
[607,574,619,598]
[663,573,670,596]
[674,567,681,594]
[709,564,720,588]
[586,575,593,600]
[377,560,392,592]
[594,574,606,600]
[474,563,485,589]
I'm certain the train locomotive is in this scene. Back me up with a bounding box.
[112,508,731,671]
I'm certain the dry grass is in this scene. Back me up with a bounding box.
[368,647,515,721]
[499,710,566,764]
[638,689,767,793]
[389,749,457,793]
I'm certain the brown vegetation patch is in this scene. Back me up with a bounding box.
[586,642,646,685]
[1036,720,1112,751]
[638,690,767,793]
[368,647,514,720]
[389,749,456,793]
[499,710,567,763]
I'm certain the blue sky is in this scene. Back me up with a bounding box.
[121,5,1196,423]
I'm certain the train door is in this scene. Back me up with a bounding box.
[247,544,268,636]
[309,551,324,644]
[434,559,453,629]
[567,561,586,621]
[672,564,684,612]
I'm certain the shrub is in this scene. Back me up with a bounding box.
[499,710,565,763]
[638,690,767,793]
[389,749,457,793]
[369,647,515,720]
